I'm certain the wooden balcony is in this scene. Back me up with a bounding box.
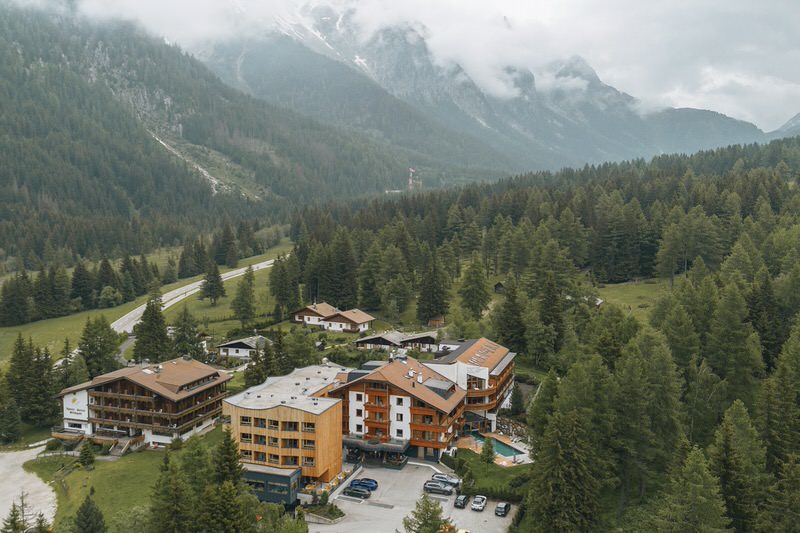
[466,386,494,398]
[364,417,389,427]
[51,427,85,441]
[410,422,447,433]
[89,391,154,402]
[410,406,437,416]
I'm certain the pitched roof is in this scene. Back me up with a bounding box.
[324,309,375,325]
[354,331,406,346]
[426,338,512,372]
[217,335,264,349]
[294,302,339,317]
[332,356,465,414]
[59,358,231,402]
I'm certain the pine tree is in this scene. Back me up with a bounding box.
[213,428,244,487]
[171,306,204,360]
[706,283,764,409]
[490,282,526,354]
[416,247,450,324]
[458,254,490,320]
[79,316,120,378]
[357,241,384,310]
[201,264,226,306]
[1,502,25,533]
[684,356,727,446]
[79,440,95,467]
[74,495,106,533]
[328,229,358,309]
[243,348,268,388]
[149,455,192,533]
[402,493,451,533]
[133,297,171,363]
[29,514,49,533]
[0,393,22,444]
[480,436,495,463]
[708,400,768,533]
[538,272,565,352]
[528,409,600,533]
[179,437,212,496]
[756,456,800,533]
[510,383,524,416]
[199,481,251,533]
[527,369,558,455]
[659,301,700,376]
[231,266,256,328]
[747,268,784,371]
[653,448,731,533]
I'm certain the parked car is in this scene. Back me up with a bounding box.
[342,486,371,499]
[471,495,487,511]
[454,494,469,509]
[495,502,511,516]
[431,473,461,487]
[423,481,454,495]
[350,478,378,491]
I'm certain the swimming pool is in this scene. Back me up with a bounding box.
[472,433,525,457]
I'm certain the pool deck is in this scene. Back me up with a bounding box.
[455,432,531,467]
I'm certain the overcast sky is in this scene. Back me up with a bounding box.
[75,0,800,131]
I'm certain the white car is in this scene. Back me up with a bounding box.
[471,495,487,511]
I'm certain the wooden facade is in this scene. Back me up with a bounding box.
[224,401,342,483]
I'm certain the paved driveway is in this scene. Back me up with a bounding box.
[0,447,56,524]
[309,463,511,533]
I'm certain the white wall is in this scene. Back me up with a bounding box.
[389,394,410,440]
[348,391,365,435]
[62,390,90,434]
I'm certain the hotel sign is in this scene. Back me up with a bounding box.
[63,390,88,421]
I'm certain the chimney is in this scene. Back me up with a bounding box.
[417,374,423,384]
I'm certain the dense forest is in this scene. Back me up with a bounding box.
[268,136,800,530]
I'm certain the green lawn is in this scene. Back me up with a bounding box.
[25,426,224,529]
[0,239,293,368]
[456,448,532,502]
[597,278,671,323]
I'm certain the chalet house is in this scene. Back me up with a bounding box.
[424,338,515,433]
[292,303,339,327]
[217,335,266,362]
[354,331,439,352]
[53,357,230,447]
[328,355,466,462]
[321,309,375,333]
[223,362,348,505]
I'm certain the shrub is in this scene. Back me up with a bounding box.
[170,437,184,451]
[45,439,62,451]
[99,444,111,456]
[439,451,456,470]
[320,491,329,506]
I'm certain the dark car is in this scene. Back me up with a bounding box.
[431,473,461,487]
[423,481,454,495]
[350,478,379,491]
[454,494,469,509]
[342,486,371,499]
[495,502,511,516]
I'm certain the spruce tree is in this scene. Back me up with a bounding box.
[149,455,192,533]
[1,502,25,533]
[458,254,490,320]
[171,306,204,360]
[756,456,800,533]
[201,264,226,306]
[0,394,22,444]
[510,383,524,416]
[527,369,558,455]
[74,495,106,533]
[199,481,251,533]
[684,356,727,446]
[79,440,95,467]
[653,448,730,533]
[659,301,700,376]
[329,229,358,309]
[528,409,600,533]
[133,297,171,363]
[416,247,450,324]
[402,493,451,533]
[180,437,212,496]
[480,436,495,463]
[357,242,384,310]
[243,349,268,388]
[79,315,120,378]
[706,283,764,409]
[231,266,256,328]
[213,428,244,487]
[490,282,526,354]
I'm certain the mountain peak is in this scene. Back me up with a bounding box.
[777,112,800,134]
[555,55,600,83]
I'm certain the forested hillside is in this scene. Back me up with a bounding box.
[0,3,419,269]
[272,136,800,530]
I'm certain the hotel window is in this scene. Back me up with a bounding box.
[282,456,299,466]
[396,397,403,406]
[356,424,363,433]
[240,450,253,460]
[283,439,299,449]
[356,409,363,417]
[396,429,404,438]
[268,454,279,464]
[396,413,403,422]
[254,452,266,462]
[255,435,266,445]
[282,421,299,432]
[268,436,279,447]
[302,422,315,433]
[355,393,363,402]
[302,439,315,450]
[246,480,265,491]
[240,433,252,443]
[268,482,288,495]
[240,416,252,426]
[254,418,266,428]
[302,456,315,467]
[268,419,279,430]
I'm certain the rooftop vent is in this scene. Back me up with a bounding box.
[281,400,286,404]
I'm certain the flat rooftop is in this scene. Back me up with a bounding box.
[225,363,348,415]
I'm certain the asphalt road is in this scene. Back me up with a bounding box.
[110,259,277,334]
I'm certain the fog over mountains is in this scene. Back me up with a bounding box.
[189,3,797,172]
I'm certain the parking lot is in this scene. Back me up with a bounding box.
[308,463,513,533]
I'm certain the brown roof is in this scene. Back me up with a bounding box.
[428,338,511,371]
[295,302,339,317]
[59,358,231,402]
[332,356,465,414]
[324,309,375,325]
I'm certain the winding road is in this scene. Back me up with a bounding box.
[110,258,277,334]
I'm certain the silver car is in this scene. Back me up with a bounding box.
[431,473,461,487]
[423,481,454,495]
[471,495,487,511]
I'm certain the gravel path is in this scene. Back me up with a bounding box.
[0,447,56,524]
